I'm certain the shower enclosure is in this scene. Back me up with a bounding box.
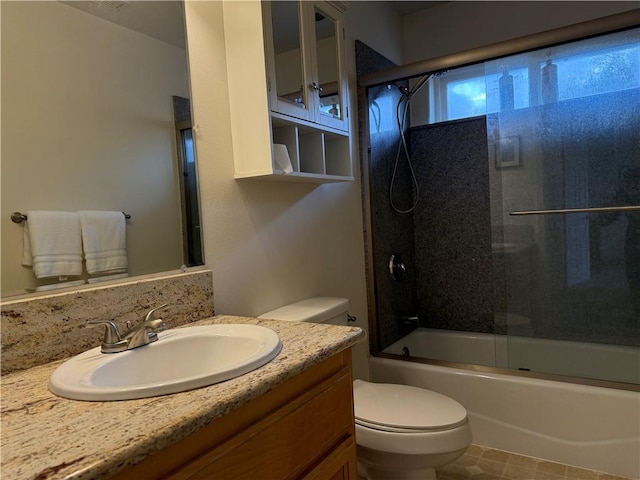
[359,17,640,387]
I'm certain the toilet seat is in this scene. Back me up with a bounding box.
[353,381,473,457]
[353,380,468,433]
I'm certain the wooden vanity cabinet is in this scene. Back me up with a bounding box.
[112,349,357,480]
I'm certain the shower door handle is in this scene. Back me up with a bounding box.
[509,205,640,216]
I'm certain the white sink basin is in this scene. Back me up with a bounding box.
[49,324,282,401]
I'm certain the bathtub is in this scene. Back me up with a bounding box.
[374,329,640,479]
[384,328,640,384]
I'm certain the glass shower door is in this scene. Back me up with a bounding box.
[487,28,640,384]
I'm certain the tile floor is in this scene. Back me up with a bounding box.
[435,444,632,480]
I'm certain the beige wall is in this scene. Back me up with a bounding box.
[402,1,639,64]
[1,1,187,294]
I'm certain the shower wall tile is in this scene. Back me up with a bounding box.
[411,118,495,333]
[355,40,396,77]
[370,121,419,347]
[356,41,418,351]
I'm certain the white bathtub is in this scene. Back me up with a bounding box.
[374,329,640,479]
[384,328,640,384]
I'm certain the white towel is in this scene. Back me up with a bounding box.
[87,273,129,284]
[22,224,32,266]
[21,211,83,278]
[35,279,86,292]
[78,211,128,275]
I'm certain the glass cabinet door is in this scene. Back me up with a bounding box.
[309,2,347,130]
[265,1,348,131]
[267,1,312,121]
[312,7,339,118]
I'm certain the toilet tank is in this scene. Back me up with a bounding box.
[258,297,350,324]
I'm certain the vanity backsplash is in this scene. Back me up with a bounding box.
[1,270,214,374]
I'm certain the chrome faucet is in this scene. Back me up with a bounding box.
[87,304,168,353]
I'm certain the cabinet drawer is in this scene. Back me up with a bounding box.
[172,370,354,479]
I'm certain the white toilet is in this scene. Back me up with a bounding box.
[259,297,472,480]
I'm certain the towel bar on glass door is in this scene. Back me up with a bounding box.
[509,206,640,216]
[10,211,132,224]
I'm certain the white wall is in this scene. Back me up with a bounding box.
[402,1,639,64]
[1,1,186,294]
[345,1,403,65]
[183,1,403,380]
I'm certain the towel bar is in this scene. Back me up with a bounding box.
[509,206,640,216]
[11,211,131,224]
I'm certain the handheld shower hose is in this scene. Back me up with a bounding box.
[389,71,446,214]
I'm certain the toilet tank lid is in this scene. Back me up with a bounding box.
[353,380,468,431]
[258,297,349,323]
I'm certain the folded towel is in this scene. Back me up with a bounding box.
[87,273,129,284]
[21,211,83,278]
[35,279,86,292]
[22,224,32,266]
[78,211,128,275]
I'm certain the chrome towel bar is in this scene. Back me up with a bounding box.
[11,211,131,224]
[510,206,640,216]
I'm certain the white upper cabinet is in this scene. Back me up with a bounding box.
[223,1,352,183]
[264,1,349,133]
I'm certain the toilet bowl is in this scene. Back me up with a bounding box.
[353,379,471,480]
[259,297,473,480]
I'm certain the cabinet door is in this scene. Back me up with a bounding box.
[306,1,349,132]
[165,370,355,479]
[303,436,357,480]
[264,1,314,122]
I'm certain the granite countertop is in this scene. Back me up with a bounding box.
[1,315,364,480]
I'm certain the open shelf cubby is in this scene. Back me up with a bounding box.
[270,115,352,182]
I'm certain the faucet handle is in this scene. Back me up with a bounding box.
[87,320,127,353]
[144,303,168,322]
[87,320,121,343]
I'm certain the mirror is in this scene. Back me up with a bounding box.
[1,0,203,298]
[313,6,342,120]
[271,1,307,110]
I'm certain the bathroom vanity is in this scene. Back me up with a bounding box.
[0,316,364,479]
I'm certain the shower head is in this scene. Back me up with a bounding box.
[394,84,411,96]
[407,73,431,99]
[395,70,448,101]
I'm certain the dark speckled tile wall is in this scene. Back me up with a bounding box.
[356,41,418,351]
[411,118,495,333]
[357,42,493,350]
[357,43,536,347]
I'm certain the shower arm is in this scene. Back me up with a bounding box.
[509,205,640,215]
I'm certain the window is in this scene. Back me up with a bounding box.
[554,44,639,101]
[420,28,639,125]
